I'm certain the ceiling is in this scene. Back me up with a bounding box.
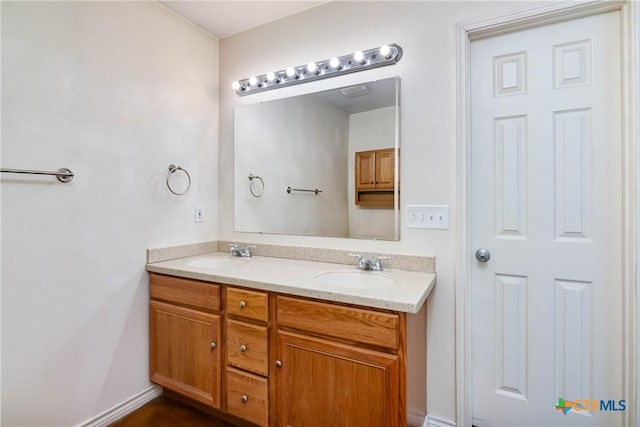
[160,1,328,39]
[312,78,397,114]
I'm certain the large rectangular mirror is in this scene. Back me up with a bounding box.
[234,77,400,240]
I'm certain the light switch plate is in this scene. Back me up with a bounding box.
[406,205,449,229]
[194,205,204,223]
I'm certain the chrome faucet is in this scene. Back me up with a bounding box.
[349,254,391,271]
[228,243,256,257]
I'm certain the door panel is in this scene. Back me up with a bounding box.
[470,11,622,426]
[275,330,400,427]
[150,301,222,408]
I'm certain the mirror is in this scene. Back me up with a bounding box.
[234,77,400,240]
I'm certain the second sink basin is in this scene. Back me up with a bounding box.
[313,270,396,289]
[187,256,248,269]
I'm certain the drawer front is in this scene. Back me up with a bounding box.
[226,287,269,322]
[277,296,399,350]
[150,273,220,312]
[227,367,268,427]
[227,319,269,376]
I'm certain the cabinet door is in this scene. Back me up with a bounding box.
[150,301,221,408]
[355,151,376,190]
[375,148,395,189]
[275,330,401,427]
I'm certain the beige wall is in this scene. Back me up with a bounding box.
[219,1,528,421]
[1,2,218,425]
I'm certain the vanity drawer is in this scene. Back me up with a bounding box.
[226,319,269,376]
[226,367,268,427]
[150,273,220,312]
[276,296,399,350]
[226,287,268,322]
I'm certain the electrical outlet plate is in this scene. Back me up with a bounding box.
[194,205,204,223]
[406,205,449,229]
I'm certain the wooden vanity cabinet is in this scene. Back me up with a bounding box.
[274,296,412,427]
[149,273,222,408]
[276,331,401,427]
[225,287,270,427]
[149,275,426,427]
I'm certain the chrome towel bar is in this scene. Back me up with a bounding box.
[286,186,322,195]
[1,167,74,183]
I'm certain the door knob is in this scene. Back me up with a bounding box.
[475,248,491,263]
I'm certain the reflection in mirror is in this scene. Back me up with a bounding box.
[234,77,400,240]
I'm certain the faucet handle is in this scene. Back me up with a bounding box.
[373,256,391,271]
[244,245,257,256]
[228,243,239,249]
[349,253,373,270]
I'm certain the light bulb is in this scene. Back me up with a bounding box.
[307,62,318,73]
[380,45,391,57]
[354,51,365,63]
[266,72,276,82]
[329,57,340,68]
[249,76,258,86]
[232,81,241,90]
[286,67,296,78]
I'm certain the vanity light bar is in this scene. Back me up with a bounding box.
[232,44,403,96]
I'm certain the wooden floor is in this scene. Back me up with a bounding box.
[111,395,235,427]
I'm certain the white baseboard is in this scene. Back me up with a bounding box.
[77,385,163,427]
[425,413,457,427]
[408,410,427,427]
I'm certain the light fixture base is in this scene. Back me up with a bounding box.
[233,44,403,97]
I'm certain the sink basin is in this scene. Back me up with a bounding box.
[187,257,247,269]
[313,270,396,289]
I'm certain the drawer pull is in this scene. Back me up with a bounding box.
[240,344,247,352]
[275,360,282,368]
[239,300,246,309]
[210,342,217,350]
[241,395,248,403]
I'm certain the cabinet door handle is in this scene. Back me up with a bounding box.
[210,342,217,350]
[241,395,248,403]
[275,360,282,368]
[240,344,247,352]
[239,301,246,309]
[370,181,374,184]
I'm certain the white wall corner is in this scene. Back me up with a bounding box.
[77,385,162,427]
[407,410,427,427]
[425,414,457,427]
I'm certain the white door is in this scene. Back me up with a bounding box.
[470,11,623,427]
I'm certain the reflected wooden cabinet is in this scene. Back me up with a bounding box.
[355,148,397,207]
[276,331,401,427]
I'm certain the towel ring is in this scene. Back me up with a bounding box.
[167,164,191,196]
[248,174,264,198]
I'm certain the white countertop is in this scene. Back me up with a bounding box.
[146,253,436,313]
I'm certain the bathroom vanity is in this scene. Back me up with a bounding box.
[146,249,435,427]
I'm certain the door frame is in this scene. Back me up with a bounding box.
[455,1,639,426]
